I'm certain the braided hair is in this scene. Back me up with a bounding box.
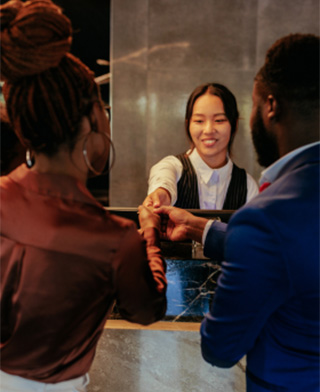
[0,0,99,155]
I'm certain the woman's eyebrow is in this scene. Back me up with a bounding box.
[192,112,226,117]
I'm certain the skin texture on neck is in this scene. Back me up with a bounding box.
[32,116,91,184]
[31,103,111,184]
[275,105,319,157]
[32,143,88,184]
[252,81,319,163]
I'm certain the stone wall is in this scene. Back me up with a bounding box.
[109,0,319,206]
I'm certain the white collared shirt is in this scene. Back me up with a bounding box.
[147,149,258,209]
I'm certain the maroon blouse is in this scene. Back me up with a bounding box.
[0,165,167,382]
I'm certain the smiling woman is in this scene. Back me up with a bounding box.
[189,93,232,169]
[143,83,259,210]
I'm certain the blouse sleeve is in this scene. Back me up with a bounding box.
[147,155,183,206]
[113,224,167,325]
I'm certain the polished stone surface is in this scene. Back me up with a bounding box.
[108,207,230,322]
[88,328,246,392]
[111,256,221,322]
[165,258,220,322]
[88,246,248,391]
[89,209,245,391]
[110,0,319,207]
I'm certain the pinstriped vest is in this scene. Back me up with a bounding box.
[174,153,247,209]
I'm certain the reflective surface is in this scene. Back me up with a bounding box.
[108,208,230,322]
[88,328,246,392]
[94,208,241,391]
[111,256,221,322]
[166,258,220,321]
[110,0,319,206]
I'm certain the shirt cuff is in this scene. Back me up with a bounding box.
[202,219,215,245]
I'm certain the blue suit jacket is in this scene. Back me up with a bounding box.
[201,144,320,392]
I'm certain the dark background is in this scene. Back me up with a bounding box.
[1,0,111,199]
[1,0,111,86]
[55,0,110,103]
[54,0,111,200]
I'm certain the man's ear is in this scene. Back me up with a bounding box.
[266,94,280,121]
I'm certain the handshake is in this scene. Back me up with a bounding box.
[137,204,208,244]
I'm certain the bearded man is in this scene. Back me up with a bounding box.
[154,33,320,392]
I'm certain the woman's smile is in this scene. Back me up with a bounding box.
[201,138,218,147]
[189,93,231,168]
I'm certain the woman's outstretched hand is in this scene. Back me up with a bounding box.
[143,187,171,208]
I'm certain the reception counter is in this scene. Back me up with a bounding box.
[88,208,246,392]
[107,207,233,323]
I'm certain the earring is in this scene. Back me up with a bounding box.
[26,149,35,168]
[82,132,115,176]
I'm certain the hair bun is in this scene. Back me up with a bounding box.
[0,0,22,31]
[1,0,72,82]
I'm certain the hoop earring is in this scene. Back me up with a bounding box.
[82,132,115,176]
[26,149,35,168]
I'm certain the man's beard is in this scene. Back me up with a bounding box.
[251,107,280,167]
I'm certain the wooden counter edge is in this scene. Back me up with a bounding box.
[105,320,201,332]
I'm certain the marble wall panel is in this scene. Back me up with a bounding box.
[110,0,319,206]
[256,0,320,66]
[148,0,258,72]
[110,0,148,206]
[110,63,148,205]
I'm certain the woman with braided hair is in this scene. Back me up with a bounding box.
[0,1,167,390]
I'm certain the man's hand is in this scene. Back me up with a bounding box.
[143,187,171,208]
[155,206,208,243]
